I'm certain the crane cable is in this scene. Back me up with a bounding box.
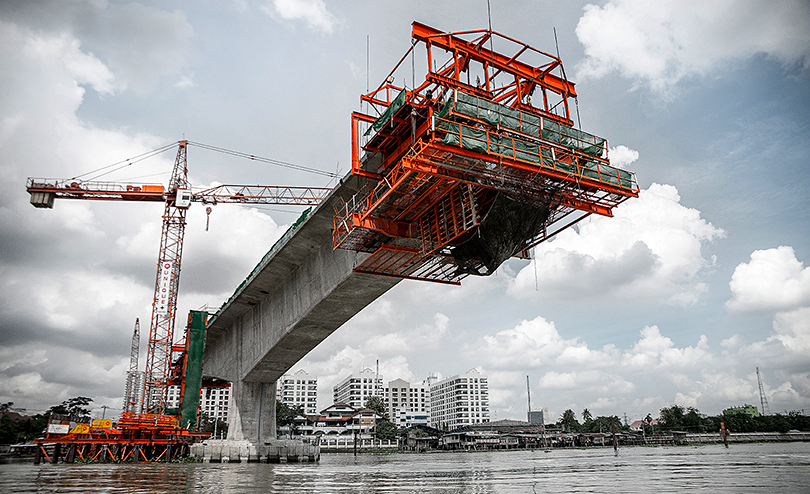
[74,142,178,182]
[186,141,340,179]
[71,140,340,184]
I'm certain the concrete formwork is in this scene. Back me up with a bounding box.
[203,174,400,446]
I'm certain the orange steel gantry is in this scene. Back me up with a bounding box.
[27,141,331,418]
[334,22,638,284]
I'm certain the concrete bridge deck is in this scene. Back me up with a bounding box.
[203,174,400,445]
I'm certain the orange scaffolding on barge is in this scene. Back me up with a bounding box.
[33,412,208,464]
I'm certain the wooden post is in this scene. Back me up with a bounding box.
[611,418,618,455]
[51,443,61,464]
[34,444,41,465]
[65,444,76,463]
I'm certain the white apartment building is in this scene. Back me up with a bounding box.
[166,384,231,421]
[392,408,429,428]
[277,369,318,415]
[384,378,430,419]
[332,368,384,409]
[428,369,489,430]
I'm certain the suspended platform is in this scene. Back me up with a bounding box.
[334,22,638,285]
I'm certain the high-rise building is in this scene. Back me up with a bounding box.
[428,369,489,430]
[383,378,430,419]
[332,368,384,409]
[277,369,318,415]
[166,384,231,422]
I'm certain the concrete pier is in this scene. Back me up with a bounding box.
[203,174,400,448]
[190,439,320,463]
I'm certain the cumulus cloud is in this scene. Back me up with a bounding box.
[609,145,639,168]
[0,1,194,94]
[576,0,810,97]
[262,0,338,34]
[726,246,810,313]
[0,12,284,412]
[467,315,809,421]
[509,183,724,306]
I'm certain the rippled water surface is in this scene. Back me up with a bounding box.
[2,442,809,493]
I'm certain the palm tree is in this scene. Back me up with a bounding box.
[582,408,593,423]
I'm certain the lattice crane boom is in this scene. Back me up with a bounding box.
[27,140,331,414]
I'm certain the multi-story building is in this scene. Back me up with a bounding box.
[428,369,489,430]
[332,368,384,409]
[383,378,430,419]
[392,408,429,428]
[277,369,318,415]
[166,384,231,422]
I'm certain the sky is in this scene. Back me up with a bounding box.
[0,0,808,425]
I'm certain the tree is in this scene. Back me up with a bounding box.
[198,411,228,438]
[659,404,685,430]
[50,397,93,417]
[375,420,397,441]
[0,402,13,412]
[557,409,580,432]
[364,396,386,417]
[582,408,593,424]
[276,401,303,428]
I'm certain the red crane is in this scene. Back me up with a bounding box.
[27,140,332,415]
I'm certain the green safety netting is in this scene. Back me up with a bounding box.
[436,119,633,190]
[366,89,408,136]
[440,90,606,157]
[542,120,606,157]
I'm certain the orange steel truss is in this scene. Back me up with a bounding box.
[334,22,639,284]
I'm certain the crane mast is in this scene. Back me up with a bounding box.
[26,140,332,417]
[123,318,141,413]
[143,141,190,413]
[757,367,770,416]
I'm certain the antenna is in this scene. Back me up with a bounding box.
[757,367,770,416]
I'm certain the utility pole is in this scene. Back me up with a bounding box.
[526,376,531,423]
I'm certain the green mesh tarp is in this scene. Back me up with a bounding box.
[581,161,634,188]
[180,310,206,430]
[542,120,606,157]
[437,119,634,189]
[452,91,541,137]
[445,91,605,157]
[366,88,408,136]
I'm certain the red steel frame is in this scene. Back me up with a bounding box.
[335,22,639,284]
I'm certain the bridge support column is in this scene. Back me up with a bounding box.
[227,380,276,445]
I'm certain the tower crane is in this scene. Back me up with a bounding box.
[27,140,332,416]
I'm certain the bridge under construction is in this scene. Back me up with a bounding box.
[28,22,637,462]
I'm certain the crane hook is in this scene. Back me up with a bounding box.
[205,206,213,231]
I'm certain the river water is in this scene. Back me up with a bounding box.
[2,442,809,493]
